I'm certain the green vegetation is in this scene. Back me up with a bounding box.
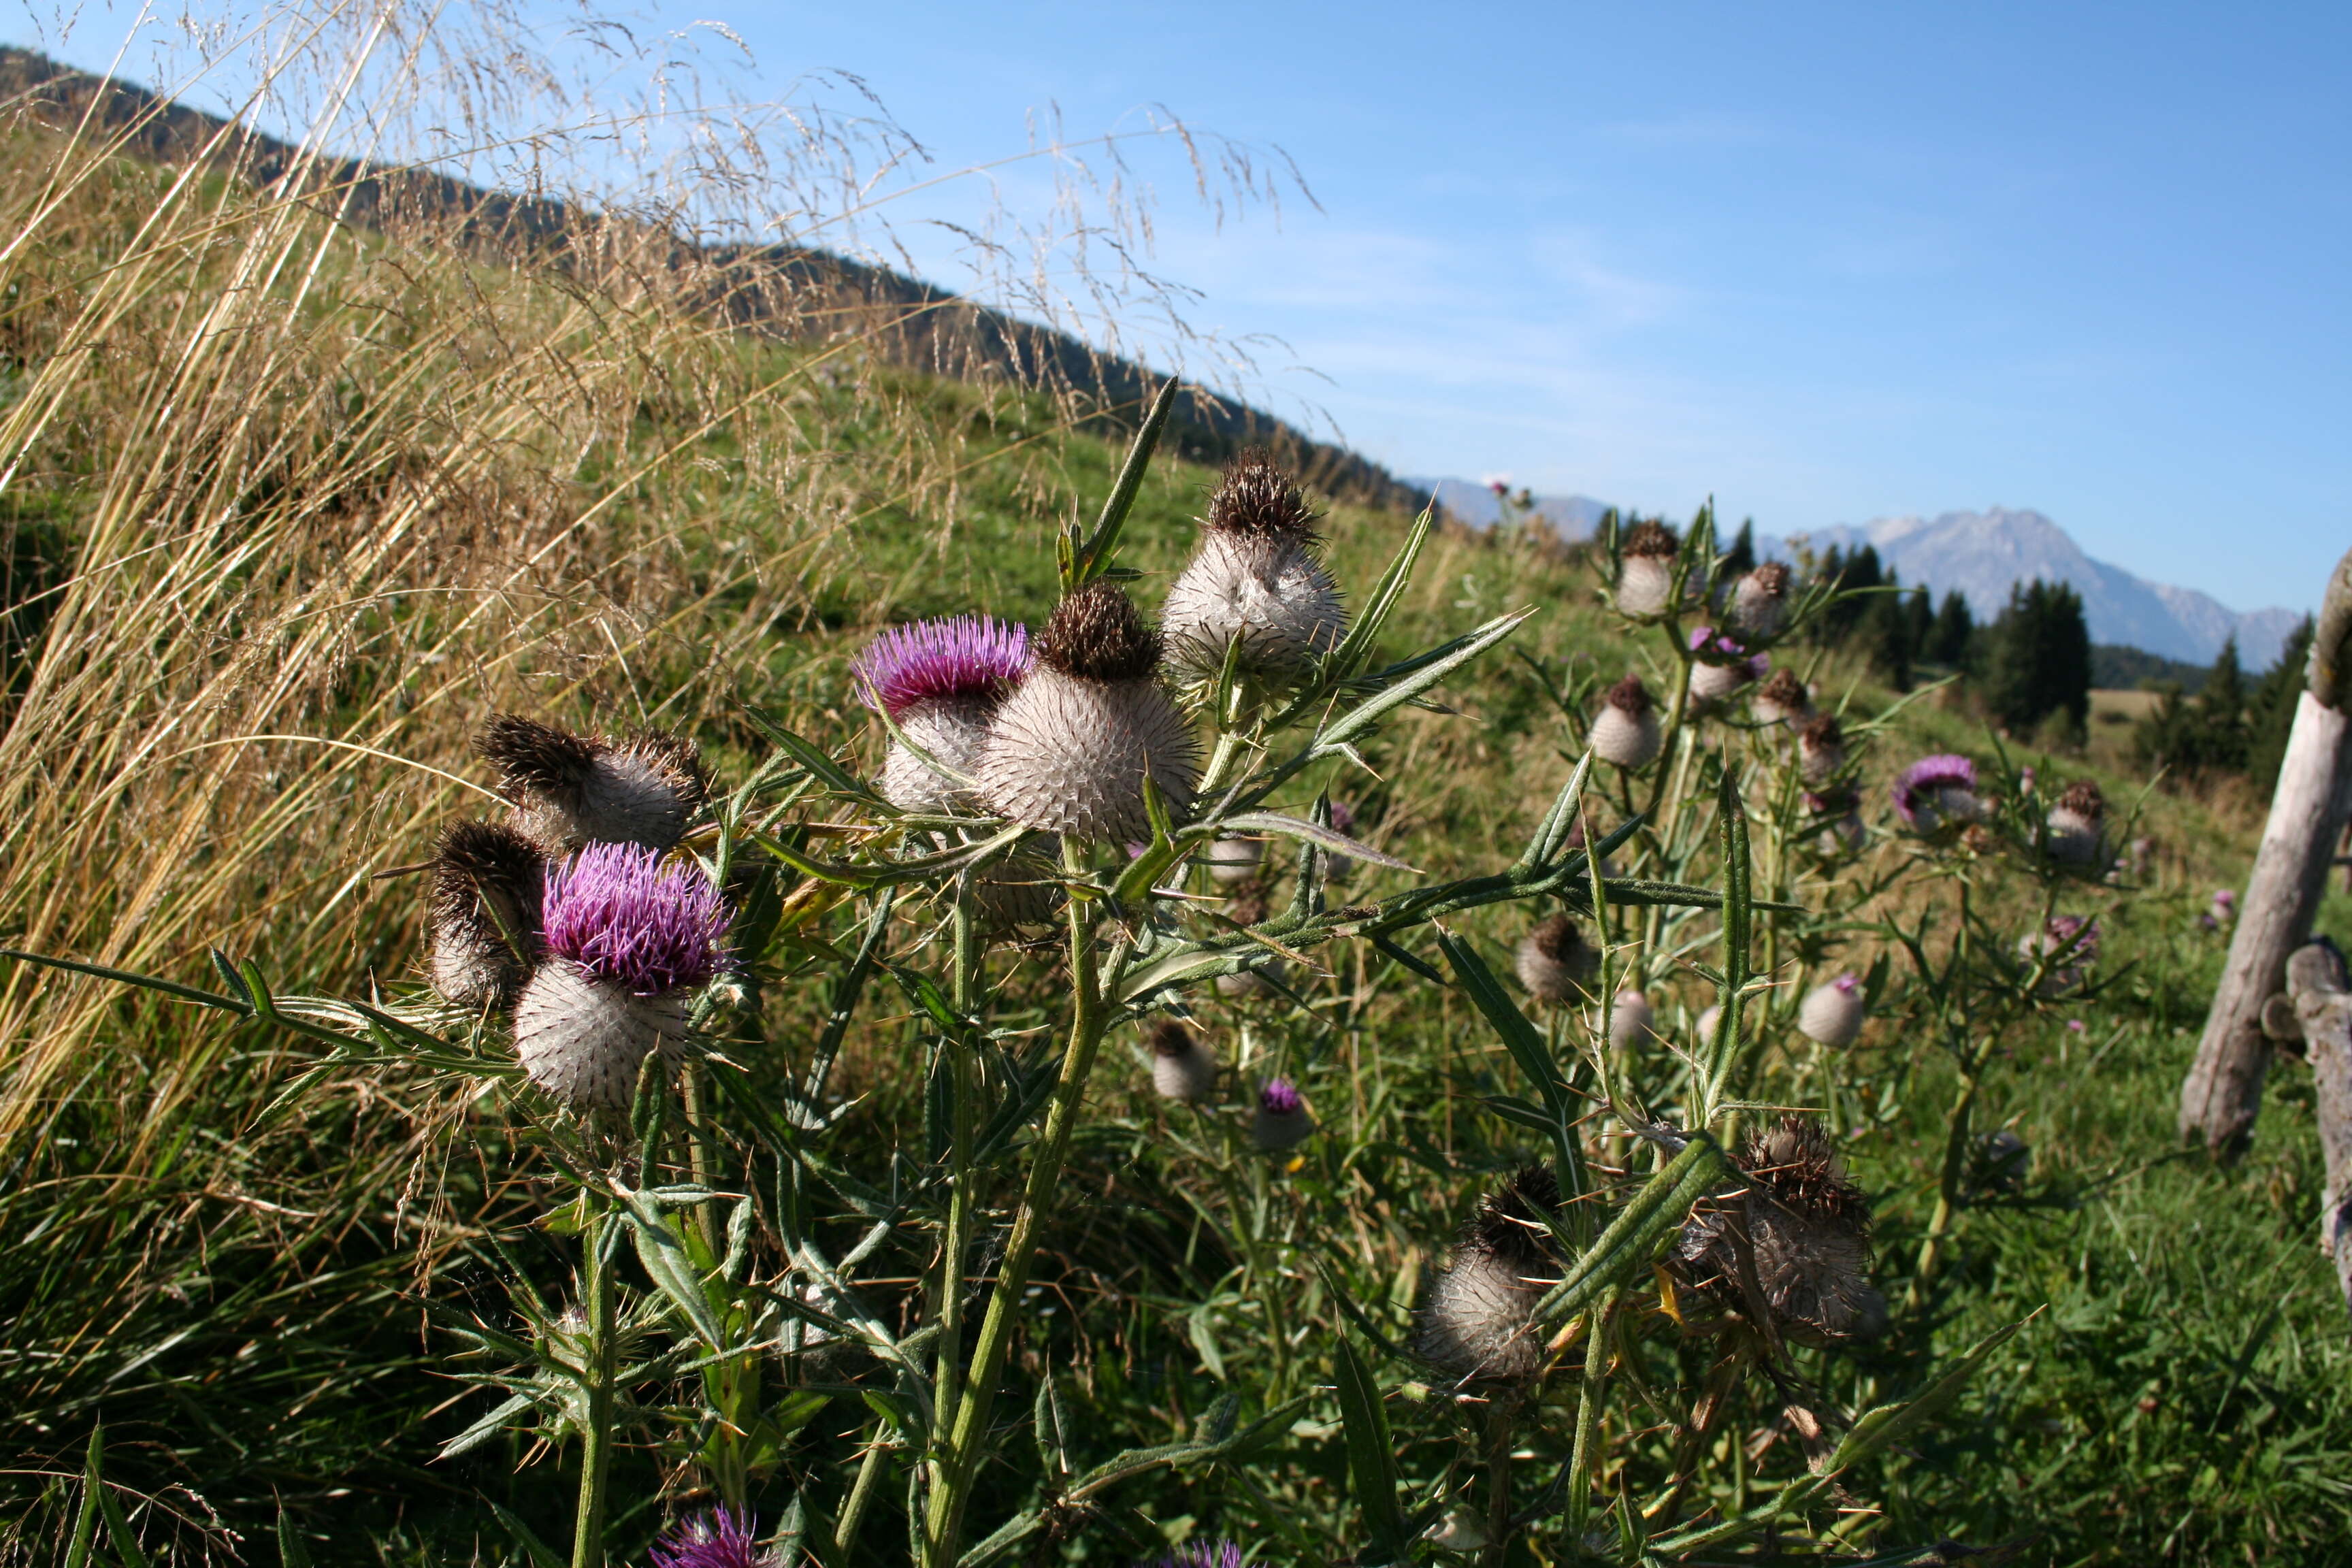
[2,14,2349,1568]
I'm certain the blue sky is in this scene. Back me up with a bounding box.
[21,1,2351,612]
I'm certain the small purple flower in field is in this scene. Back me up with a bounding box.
[1143,1541,1244,1568]
[1591,674,1663,768]
[1799,972,1865,1047]
[652,1509,774,1568]
[853,615,1030,811]
[476,715,708,855]
[2023,915,2100,995]
[1614,519,1680,617]
[1686,625,1766,703]
[1162,453,1347,680]
[1892,754,1983,832]
[2198,912,2219,932]
[513,844,730,1111]
[2211,887,2237,923]
[977,583,1199,842]
[2068,1018,2087,1033]
[1251,1077,1313,1150]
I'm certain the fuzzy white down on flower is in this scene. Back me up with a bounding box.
[1615,553,1674,617]
[1147,1024,1218,1102]
[1416,1249,1545,1383]
[1515,915,1597,1004]
[514,958,692,1111]
[1798,975,1866,1047]
[1591,703,1662,768]
[977,666,1196,841]
[1690,659,1754,703]
[1729,563,1791,638]
[879,699,994,812]
[1599,990,1657,1049]
[2045,806,2102,864]
[1162,528,1345,677]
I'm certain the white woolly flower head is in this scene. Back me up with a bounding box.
[1797,971,1865,1047]
[853,615,1031,811]
[1676,1115,1886,1347]
[1250,1077,1314,1151]
[1203,836,1263,885]
[1515,912,1597,1004]
[2044,781,2108,866]
[511,844,730,1112]
[477,715,709,855]
[1687,625,1765,706]
[1162,453,1346,681]
[975,583,1200,843]
[426,819,546,1011]
[1729,561,1792,638]
[1796,713,1846,786]
[1597,989,1657,1050]
[1750,669,1812,729]
[1591,674,1664,769]
[1614,519,1680,617]
[1146,1018,1219,1102]
[1414,1166,1560,1385]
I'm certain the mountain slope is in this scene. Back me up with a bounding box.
[1786,507,2304,668]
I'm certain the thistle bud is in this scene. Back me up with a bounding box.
[1796,713,1846,786]
[2021,914,2100,995]
[1687,627,1765,705]
[1971,1128,2031,1196]
[426,820,545,1010]
[651,1509,777,1568]
[1750,668,1812,729]
[1147,1019,1218,1102]
[2045,780,2107,866]
[512,843,730,1112]
[853,615,1031,811]
[1598,989,1657,1049]
[1250,1077,1314,1151]
[976,583,1200,843]
[1676,1115,1886,1346]
[1515,913,1597,1004]
[1891,753,1982,833]
[1591,675,1663,769]
[1614,520,1680,617]
[1414,1166,1561,1384]
[1797,972,1865,1046]
[478,715,709,855]
[1161,453,1347,679]
[1729,561,1791,638]
[1203,836,1263,885]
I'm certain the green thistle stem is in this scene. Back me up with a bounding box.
[570,1202,618,1568]
[926,894,983,1549]
[921,837,1112,1564]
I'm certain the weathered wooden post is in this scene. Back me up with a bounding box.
[2282,940,2352,1312]
[2178,546,2352,1155]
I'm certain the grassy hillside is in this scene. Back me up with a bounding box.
[1,29,2349,1568]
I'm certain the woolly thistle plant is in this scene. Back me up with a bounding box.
[650,1510,775,1568]
[1146,1018,1219,1102]
[975,583,1199,843]
[1250,1077,1313,1151]
[1750,668,1812,728]
[854,615,1032,811]
[1160,452,1346,680]
[425,819,545,1011]
[477,715,710,854]
[1727,560,1792,638]
[1414,1166,1562,1385]
[1676,1116,1887,1347]
[1515,911,1598,1004]
[2045,779,2108,866]
[1591,674,1664,769]
[512,843,730,1111]
[1798,972,1866,1046]
[1613,519,1680,617]
[1892,753,1984,833]
[1687,626,1766,704]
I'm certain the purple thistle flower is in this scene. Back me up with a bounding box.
[651,1509,769,1568]
[1143,1543,1243,1568]
[542,843,729,996]
[1892,754,1981,831]
[2044,915,2100,964]
[1259,1077,1303,1115]
[853,615,1030,718]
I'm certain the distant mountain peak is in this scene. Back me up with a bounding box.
[1410,478,2304,668]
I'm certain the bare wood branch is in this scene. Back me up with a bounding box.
[2285,940,2352,1313]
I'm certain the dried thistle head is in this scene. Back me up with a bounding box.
[1675,1115,1886,1348]
[426,819,546,1009]
[1604,674,1652,716]
[1205,450,1320,541]
[1164,454,1345,678]
[1516,912,1597,1003]
[1622,519,1679,559]
[1146,1018,1218,1102]
[476,714,709,853]
[1414,1165,1562,1384]
[1038,582,1162,681]
[2057,780,2106,821]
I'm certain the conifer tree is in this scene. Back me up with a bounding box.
[1927,590,1975,668]
[1984,578,2091,736]
[1722,519,1757,576]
